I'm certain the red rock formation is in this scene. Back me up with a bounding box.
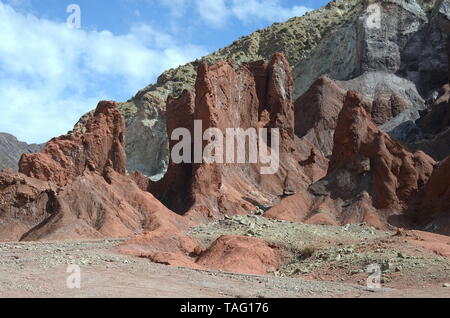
[328,91,435,210]
[149,53,327,221]
[19,168,188,242]
[119,54,327,265]
[266,53,295,137]
[294,76,347,158]
[294,75,413,164]
[266,91,436,230]
[418,156,450,235]
[1,101,188,245]
[0,170,54,241]
[369,93,410,126]
[150,90,196,214]
[19,101,126,187]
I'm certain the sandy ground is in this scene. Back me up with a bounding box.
[0,239,449,298]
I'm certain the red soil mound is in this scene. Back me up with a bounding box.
[196,235,282,275]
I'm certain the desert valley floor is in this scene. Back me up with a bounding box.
[1,216,449,298]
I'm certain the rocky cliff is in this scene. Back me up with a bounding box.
[1,50,449,275]
[19,102,127,187]
[145,54,327,221]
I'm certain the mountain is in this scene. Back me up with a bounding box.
[0,133,42,171]
[71,0,448,181]
[1,0,450,276]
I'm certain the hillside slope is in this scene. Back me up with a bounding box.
[0,133,42,171]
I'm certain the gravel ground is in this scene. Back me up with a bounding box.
[189,215,450,290]
[0,239,373,298]
[0,218,449,298]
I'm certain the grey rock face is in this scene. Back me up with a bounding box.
[408,128,450,160]
[385,0,450,151]
[337,71,428,136]
[387,120,424,143]
[381,107,424,135]
[124,99,168,180]
[294,0,428,99]
[436,0,450,32]
[337,72,424,109]
[294,0,450,161]
[360,0,427,73]
[0,133,42,171]
[398,5,449,99]
[293,20,360,99]
[339,72,427,131]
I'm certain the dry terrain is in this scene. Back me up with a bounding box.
[1,217,449,298]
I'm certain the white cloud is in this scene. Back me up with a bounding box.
[159,0,189,18]
[192,0,312,28]
[195,0,230,28]
[0,2,207,143]
[4,0,30,8]
[230,0,311,23]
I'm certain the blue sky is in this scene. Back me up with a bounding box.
[0,0,329,143]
